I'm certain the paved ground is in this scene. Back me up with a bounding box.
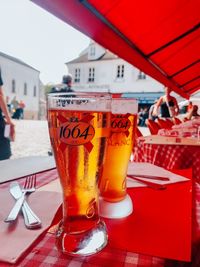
[10,120,150,159]
[11,120,51,159]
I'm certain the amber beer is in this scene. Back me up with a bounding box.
[99,98,137,202]
[48,93,110,256]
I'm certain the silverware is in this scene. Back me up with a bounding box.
[127,174,170,181]
[8,182,42,229]
[127,175,167,190]
[4,175,40,226]
[4,190,26,222]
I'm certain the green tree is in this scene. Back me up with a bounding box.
[44,83,55,96]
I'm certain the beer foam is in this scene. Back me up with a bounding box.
[111,99,138,114]
[49,97,111,112]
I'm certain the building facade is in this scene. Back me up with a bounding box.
[0,51,42,120]
[66,41,165,106]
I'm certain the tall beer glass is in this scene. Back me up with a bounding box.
[99,96,138,218]
[47,93,111,256]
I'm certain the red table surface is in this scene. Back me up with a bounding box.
[104,168,192,262]
[1,168,198,267]
[50,169,192,262]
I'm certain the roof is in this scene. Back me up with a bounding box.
[67,53,89,64]
[67,49,117,64]
[31,0,200,98]
[0,51,40,72]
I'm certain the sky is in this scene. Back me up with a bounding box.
[0,0,90,84]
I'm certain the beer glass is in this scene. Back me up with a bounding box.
[47,92,111,256]
[99,96,138,218]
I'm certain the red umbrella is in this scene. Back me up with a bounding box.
[31,0,200,98]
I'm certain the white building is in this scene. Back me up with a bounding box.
[0,51,42,119]
[66,41,165,106]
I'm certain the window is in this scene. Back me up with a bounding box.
[90,45,95,56]
[12,79,16,93]
[88,67,95,82]
[74,68,81,83]
[116,65,124,78]
[24,83,27,95]
[138,71,146,80]
[33,86,37,97]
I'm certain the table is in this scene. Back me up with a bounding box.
[133,136,200,182]
[0,156,56,183]
[0,166,199,267]
[133,136,200,242]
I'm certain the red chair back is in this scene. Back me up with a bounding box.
[136,127,143,138]
[156,118,171,129]
[146,119,161,135]
[165,118,174,128]
[183,117,189,122]
[173,117,182,125]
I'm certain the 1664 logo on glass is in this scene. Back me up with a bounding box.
[111,115,131,135]
[58,121,95,145]
[55,114,96,153]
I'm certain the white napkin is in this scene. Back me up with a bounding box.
[127,162,189,188]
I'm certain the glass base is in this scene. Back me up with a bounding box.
[56,220,108,256]
[99,194,133,219]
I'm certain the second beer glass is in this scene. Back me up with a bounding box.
[99,96,138,218]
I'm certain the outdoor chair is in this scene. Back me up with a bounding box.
[165,118,174,128]
[146,119,161,135]
[172,117,182,125]
[136,127,143,138]
[156,118,172,129]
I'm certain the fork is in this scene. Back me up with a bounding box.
[21,176,41,228]
[23,175,36,195]
[5,175,37,222]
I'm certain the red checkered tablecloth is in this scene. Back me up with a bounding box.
[0,168,58,190]
[1,168,200,266]
[133,139,200,182]
[2,226,200,267]
[133,138,200,242]
[0,233,167,267]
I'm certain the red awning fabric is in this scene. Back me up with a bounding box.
[31,0,200,98]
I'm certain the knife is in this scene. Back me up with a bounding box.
[127,175,167,190]
[10,182,42,228]
[127,174,170,181]
[5,182,35,222]
[4,189,25,222]
[4,182,42,228]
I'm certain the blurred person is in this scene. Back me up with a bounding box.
[0,71,15,160]
[186,105,200,120]
[11,96,21,119]
[149,99,159,121]
[138,107,144,126]
[140,107,148,126]
[6,96,11,114]
[50,74,74,93]
[19,100,25,119]
[153,86,179,118]
[11,96,19,112]
[187,101,193,113]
